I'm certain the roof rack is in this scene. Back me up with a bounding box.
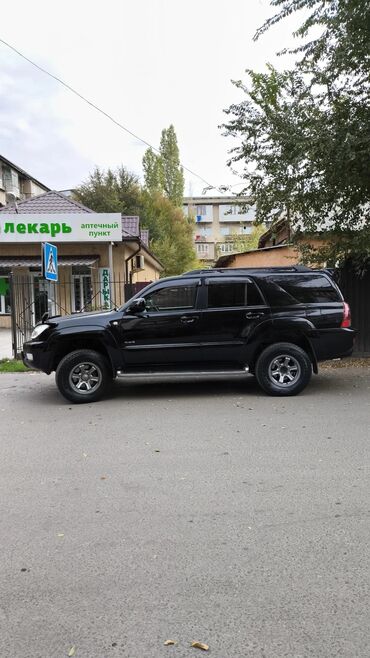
[182,265,313,276]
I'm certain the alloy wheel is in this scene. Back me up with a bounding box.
[68,362,103,395]
[268,354,301,388]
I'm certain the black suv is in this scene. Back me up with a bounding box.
[22,266,355,403]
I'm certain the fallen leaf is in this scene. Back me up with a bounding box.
[57,533,64,538]
[164,639,177,646]
[68,647,75,656]
[83,453,88,458]
[191,641,209,651]
[100,476,107,480]
[154,450,160,453]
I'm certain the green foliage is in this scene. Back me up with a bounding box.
[143,125,184,206]
[222,0,370,269]
[142,148,162,194]
[75,165,196,277]
[255,0,370,82]
[140,191,198,276]
[74,166,141,215]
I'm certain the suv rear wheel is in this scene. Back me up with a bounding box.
[255,342,312,396]
[56,349,111,403]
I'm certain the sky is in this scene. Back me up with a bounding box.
[0,0,302,196]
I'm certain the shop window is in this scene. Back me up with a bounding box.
[73,276,93,312]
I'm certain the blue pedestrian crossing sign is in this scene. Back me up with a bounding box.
[42,242,58,282]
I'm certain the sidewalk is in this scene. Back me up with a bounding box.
[0,329,13,359]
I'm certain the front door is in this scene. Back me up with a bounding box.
[117,278,203,369]
[198,277,270,368]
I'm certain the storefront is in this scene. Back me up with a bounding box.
[0,191,163,340]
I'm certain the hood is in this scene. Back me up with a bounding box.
[48,309,120,328]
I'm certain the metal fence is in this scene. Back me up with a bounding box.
[8,274,151,357]
[7,266,369,359]
[337,264,370,356]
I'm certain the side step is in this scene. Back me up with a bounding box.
[116,368,249,379]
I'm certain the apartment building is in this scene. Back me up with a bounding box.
[183,196,255,263]
[0,155,50,207]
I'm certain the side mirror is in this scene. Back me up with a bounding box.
[128,297,146,314]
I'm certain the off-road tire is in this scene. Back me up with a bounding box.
[55,349,111,404]
[255,342,312,396]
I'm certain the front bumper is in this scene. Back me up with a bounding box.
[22,340,54,374]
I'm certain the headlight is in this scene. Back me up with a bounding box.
[31,324,50,340]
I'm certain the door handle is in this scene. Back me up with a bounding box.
[245,312,264,319]
[180,315,198,324]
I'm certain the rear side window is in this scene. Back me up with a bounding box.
[266,274,341,304]
[207,280,264,308]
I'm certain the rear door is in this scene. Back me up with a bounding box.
[198,277,270,368]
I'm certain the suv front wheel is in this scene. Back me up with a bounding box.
[255,342,312,396]
[56,349,111,403]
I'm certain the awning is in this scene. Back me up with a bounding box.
[0,256,99,268]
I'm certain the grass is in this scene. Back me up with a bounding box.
[0,359,29,373]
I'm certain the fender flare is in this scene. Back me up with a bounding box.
[47,326,120,375]
[247,319,319,374]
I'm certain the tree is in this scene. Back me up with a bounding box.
[255,0,370,83]
[140,191,198,276]
[75,166,197,276]
[222,0,370,269]
[159,125,184,206]
[143,125,184,206]
[142,148,162,195]
[75,166,141,215]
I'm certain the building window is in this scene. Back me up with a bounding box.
[2,167,20,197]
[218,242,234,254]
[239,225,252,234]
[0,276,11,314]
[222,204,240,216]
[220,227,230,236]
[196,243,209,255]
[196,205,207,216]
[195,227,211,237]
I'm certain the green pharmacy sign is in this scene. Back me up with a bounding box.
[0,277,9,296]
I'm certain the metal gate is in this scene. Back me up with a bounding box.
[8,273,132,358]
[337,263,370,356]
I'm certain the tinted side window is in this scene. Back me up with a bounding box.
[258,279,297,306]
[247,281,265,306]
[269,275,341,303]
[144,285,197,311]
[207,281,264,308]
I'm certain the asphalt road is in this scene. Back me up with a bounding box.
[0,368,369,658]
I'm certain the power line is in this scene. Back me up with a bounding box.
[0,36,225,193]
